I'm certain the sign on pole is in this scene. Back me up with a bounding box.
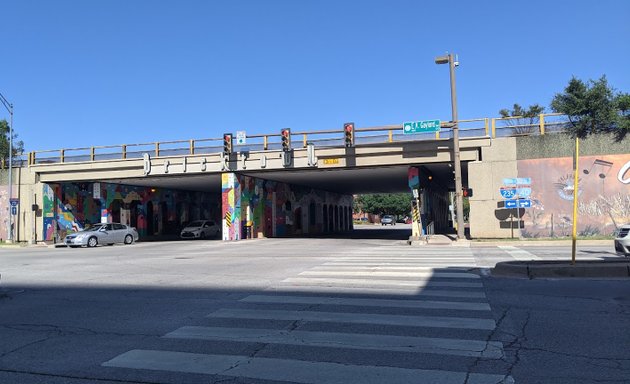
[9,198,19,207]
[236,131,246,145]
[403,120,441,134]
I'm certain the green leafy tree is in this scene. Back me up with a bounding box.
[551,76,628,141]
[0,119,24,167]
[498,103,545,135]
[355,193,411,218]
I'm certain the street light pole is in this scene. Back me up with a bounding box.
[435,53,465,240]
[0,92,13,242]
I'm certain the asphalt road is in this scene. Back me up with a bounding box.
[1,229,628,384]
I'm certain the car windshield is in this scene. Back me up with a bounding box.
[83,225,105,232]
[187,221,205,227]
[383,215,393,219]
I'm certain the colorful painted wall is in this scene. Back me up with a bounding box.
[42,182,220,241]
[518,154,630,237]
[222,173,353,240]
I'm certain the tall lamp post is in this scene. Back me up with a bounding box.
[0,92,14,242]
[435,53,465,240]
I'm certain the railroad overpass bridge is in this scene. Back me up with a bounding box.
[8,114,609,243]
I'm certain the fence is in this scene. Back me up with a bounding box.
[28,113,571,165]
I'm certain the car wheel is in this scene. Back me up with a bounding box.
[124,234,133,245]
[87,237,98,248]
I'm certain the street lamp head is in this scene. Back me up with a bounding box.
[434,55,450,65]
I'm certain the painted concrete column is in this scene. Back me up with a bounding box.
[221,173,241,241]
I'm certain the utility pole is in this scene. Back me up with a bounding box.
[0,92,13,242]
[435,53,465,240]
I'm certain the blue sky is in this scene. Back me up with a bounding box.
[1,0,629,152]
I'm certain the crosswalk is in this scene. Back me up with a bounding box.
[103,246,513,383]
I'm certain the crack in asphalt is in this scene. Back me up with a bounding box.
[0,323,160,338]
[463,307,512,384]
[0,367,164,384]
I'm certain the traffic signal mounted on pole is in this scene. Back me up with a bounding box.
[223,133,233,155]
[343,122,355,147]
[463,188,473,198]
[281,128,291,151]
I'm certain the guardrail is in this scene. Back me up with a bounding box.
[27,113,569,165]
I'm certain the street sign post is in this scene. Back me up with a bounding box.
[403,120,441,134]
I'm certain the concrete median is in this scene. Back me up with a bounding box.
[493,259,630,279]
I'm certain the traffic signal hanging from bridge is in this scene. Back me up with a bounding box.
[281,128,291,151]
[344,122,355,147]
[223,133,233,155]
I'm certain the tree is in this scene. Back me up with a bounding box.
[551,76,628,142]
[0,119,24,167]
[355,193,411,217]
[498,103,545,135]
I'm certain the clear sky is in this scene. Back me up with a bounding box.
[1,0,629,152]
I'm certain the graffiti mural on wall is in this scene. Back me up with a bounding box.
[518,154,630,237]
[226,174,353,239]
[42,182,219,241]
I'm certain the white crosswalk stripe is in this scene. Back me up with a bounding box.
[498,245,542,260]
[103,246,512,383]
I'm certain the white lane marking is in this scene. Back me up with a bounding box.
[317,265,471,270]
[207,308,496,330]
[267,285,487,298]
[103,350,514,384]
[165,326,503,358]
[498,245,542,260]
[241,294,491,311]
[281,277,483,288]
[299,270,480,279]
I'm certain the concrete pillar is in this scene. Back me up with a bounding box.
[221,173,241,241]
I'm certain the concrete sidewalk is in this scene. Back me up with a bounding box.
[493,259,630,279]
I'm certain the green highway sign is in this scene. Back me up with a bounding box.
[403,119,441,134]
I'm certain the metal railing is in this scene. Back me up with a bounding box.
[28,113,570,165]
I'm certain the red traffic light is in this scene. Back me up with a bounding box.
[463,188,473,197]
[281,128,291,151]
[223,133,233,154]
[343,122,354,147]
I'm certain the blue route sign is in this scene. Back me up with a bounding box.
[11,206,17,215]
[500,188,516,199]
[505,200,518,208]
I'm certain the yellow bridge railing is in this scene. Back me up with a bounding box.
[27,113,569,165]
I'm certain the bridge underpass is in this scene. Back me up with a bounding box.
[96,162,468,241]
[9,123,495,243]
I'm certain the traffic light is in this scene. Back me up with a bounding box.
[281,128,291,151]
[463,188,473,197]
[343,122,354,147]
[223,133,233,155]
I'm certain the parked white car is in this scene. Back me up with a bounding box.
[614,224,630,256]
[65,223,139,248]
[180,220,220,239]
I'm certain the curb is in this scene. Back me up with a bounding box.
[493,260,630,279]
